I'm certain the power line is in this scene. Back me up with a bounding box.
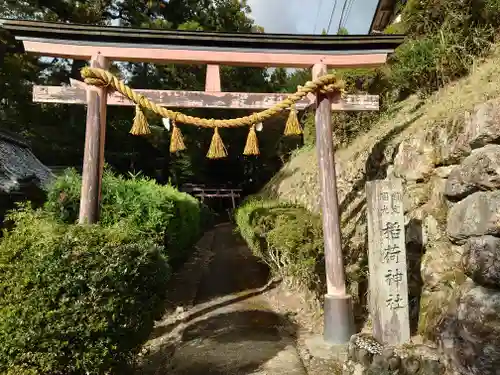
[341,0,354,28]
[313,0,323,34]
[336,0,350,33]
[341,0,355,31]
[337,0,348,32]
[326,0,338,34]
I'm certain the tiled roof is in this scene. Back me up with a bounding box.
[0,131,54,193]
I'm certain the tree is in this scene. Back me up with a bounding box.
[337,26,349,35]
[269,68,289,93]
[0,0,292,192]
[123,0,275,186]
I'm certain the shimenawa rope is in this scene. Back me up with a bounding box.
[81,67,344,158]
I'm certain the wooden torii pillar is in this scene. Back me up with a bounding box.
[2,19,403,344]
[78,54,109,223]
[313,63,352,343]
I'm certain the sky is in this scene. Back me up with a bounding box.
[246,0,379,35]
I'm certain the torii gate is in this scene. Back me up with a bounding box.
[1,19,403,345]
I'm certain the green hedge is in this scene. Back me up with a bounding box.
[44,168,202,262]
[0,169,205,373]
[235,198,325,293]
[0,206,170,374]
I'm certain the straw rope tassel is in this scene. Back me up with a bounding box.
[170,121,186,153]
[81,67,346,129]
[130,104,151,135]
[284,103,302,136]
[207,127,227,159]
[243,124,260,156]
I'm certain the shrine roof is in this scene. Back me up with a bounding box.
[0,130,54,194]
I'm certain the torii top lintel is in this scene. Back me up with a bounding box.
[0,19,404,68]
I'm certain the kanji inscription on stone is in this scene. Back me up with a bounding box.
[366,178,410,345]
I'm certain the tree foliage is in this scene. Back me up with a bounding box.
[388,0,500,97]
[303,0,500,147]
[0,0,293,194]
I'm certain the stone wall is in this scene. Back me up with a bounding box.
[390,99,500,375]
[268,98,500,375]
[341,99,500,375]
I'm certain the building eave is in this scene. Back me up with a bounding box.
[369,0,402,34]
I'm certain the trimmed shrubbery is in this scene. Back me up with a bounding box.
[0,168,204,374]
[235,198,325,293]
[0,206,170,374]
[236,198,367,314]
[236,198,368,324]
[44,168,202,263]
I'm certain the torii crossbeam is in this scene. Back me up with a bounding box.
[1,18,404,345]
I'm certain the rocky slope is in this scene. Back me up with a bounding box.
[259,46,500,375]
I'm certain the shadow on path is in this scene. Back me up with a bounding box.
[164,310,289,375]
[150,278,281,341]
[193,224,271,305]
[137,223,305,375]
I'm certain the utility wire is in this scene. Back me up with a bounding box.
[337,0,350,33]
[341,0,355,31]
[343,0,352,29]
[326,0,338,34]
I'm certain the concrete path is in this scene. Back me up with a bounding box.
[137,223,308,375]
